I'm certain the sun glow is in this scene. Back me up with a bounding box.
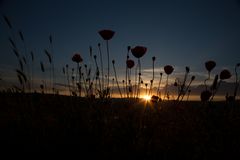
[142,95,151,101]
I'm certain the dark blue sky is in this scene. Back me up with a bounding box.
[1,0,240,87]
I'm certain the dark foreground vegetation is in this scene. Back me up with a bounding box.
[1,93,240,159]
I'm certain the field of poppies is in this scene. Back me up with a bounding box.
[1,15,240,158]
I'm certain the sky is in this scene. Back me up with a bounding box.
[0,0,240,98]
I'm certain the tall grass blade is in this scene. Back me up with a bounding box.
[44,49,52,64]
[16,69,27,82]
[2,15,12,29]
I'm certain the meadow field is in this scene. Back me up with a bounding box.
[1,92,240,159]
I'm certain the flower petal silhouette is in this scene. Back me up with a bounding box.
[126,59,135,69]
[131,46,147,58]
[164,65,174,75]
[72,53,83,63]
[220,69,231,80]
[205,60,216,72]
[98,29,115,40]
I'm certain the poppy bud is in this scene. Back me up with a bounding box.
[112,60,115,64]
[191,76,195,81]
[152,56,156,61]
[72,53,83,63]
[126,59,135,69]
[186,66,190,73]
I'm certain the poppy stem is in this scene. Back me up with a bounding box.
[180,79,193,102]
[134,61,138,98]
[204,72,210,91]
[137,58,141,99]
[210,80,222,101]
[79,66,82,97]
[164,75,169,100]
[112,61,122,98]
[234,65,239,98]
[94,56,101,92]
[66,65,71,96]
[106,40,110,89]
[50,38,55,94]
[157,73,162,98]
[98,43,104,91]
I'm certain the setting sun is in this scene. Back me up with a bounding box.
[142,95,151,101]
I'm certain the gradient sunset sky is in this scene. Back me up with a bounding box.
[0,0,240,95]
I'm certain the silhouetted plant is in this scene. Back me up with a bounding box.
[157,72,163,99]
[210,69,231,101]
[126,59,134,98]
[131,46,147,98]
[176,66,195,102]
[72,53,83,96]
[97,43,104,91]
[164,65,174,100]
[94,55,101,93]
[149,56,156,96]
[48,34,56,94]
[112,60,122,98]
[98,29,115,89]
[232,63,240,100]
[204,60,216,90]
[125,46,131,98]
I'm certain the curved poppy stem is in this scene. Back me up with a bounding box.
[210,79,222,101]
[204,72,210,90]
[180,78,193,102]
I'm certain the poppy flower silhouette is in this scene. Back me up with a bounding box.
[164,65,174,75]
[220,69,231,80]
[131,46,147,58]
[98,29,115,40]
[126,59,135,69]
[72,53,83,63]
[205,60,216,73]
